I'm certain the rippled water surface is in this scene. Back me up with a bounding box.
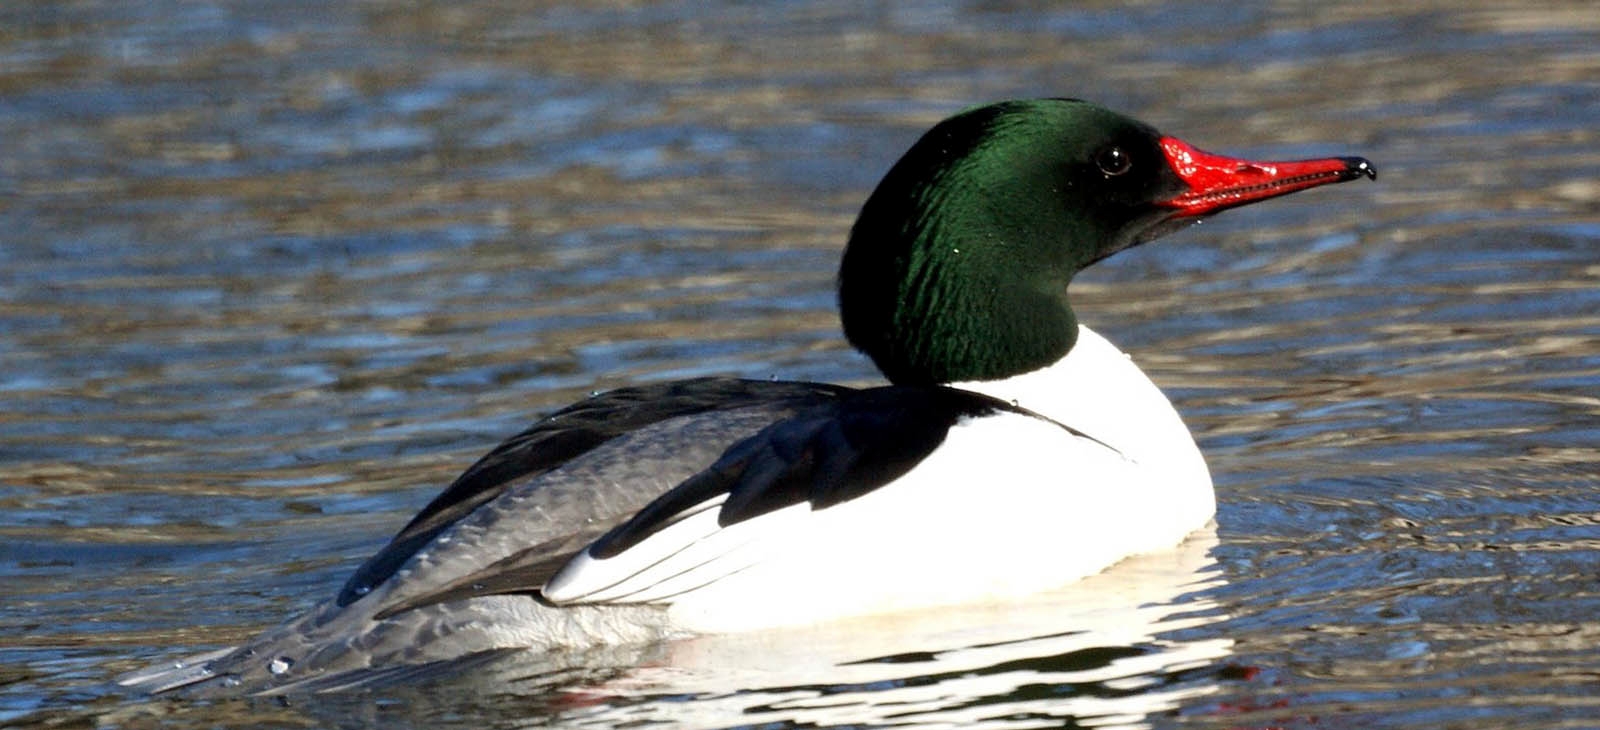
[3,1,1598,728]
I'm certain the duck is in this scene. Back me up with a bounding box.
[119,98,1373,695]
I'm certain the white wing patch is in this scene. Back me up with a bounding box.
[542,495,810,605]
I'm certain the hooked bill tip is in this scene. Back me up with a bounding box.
[1341,156,1377,181]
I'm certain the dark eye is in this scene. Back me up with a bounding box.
[1095,146,1132,177]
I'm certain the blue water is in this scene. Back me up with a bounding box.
[3,1,1598,728]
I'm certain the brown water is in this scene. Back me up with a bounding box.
[3,1,1598,728]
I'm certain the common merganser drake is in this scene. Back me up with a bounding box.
[120,98,1373,695]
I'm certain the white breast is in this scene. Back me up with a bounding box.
[953,323,1216,542]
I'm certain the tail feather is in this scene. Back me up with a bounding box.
[114,646,236,694]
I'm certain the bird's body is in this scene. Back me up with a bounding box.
[119,98,1372,695]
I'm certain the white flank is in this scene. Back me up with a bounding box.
[545,324,1215,633]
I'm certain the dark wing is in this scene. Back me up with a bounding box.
[541,384,1028,604]
[337,377,852,607]
[590,384,1015,559]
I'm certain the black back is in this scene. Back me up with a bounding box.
[337,377,851,606]
[590,385,1019,559]
[363,384,1065,616]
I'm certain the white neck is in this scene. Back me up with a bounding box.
[952,324,1210,478]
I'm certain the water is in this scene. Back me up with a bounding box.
[2,0,1597,727]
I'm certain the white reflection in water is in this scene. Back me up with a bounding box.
[561,528,1229,729]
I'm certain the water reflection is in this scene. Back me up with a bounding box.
[545,531,1228,729]
[136,531,1226,730]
